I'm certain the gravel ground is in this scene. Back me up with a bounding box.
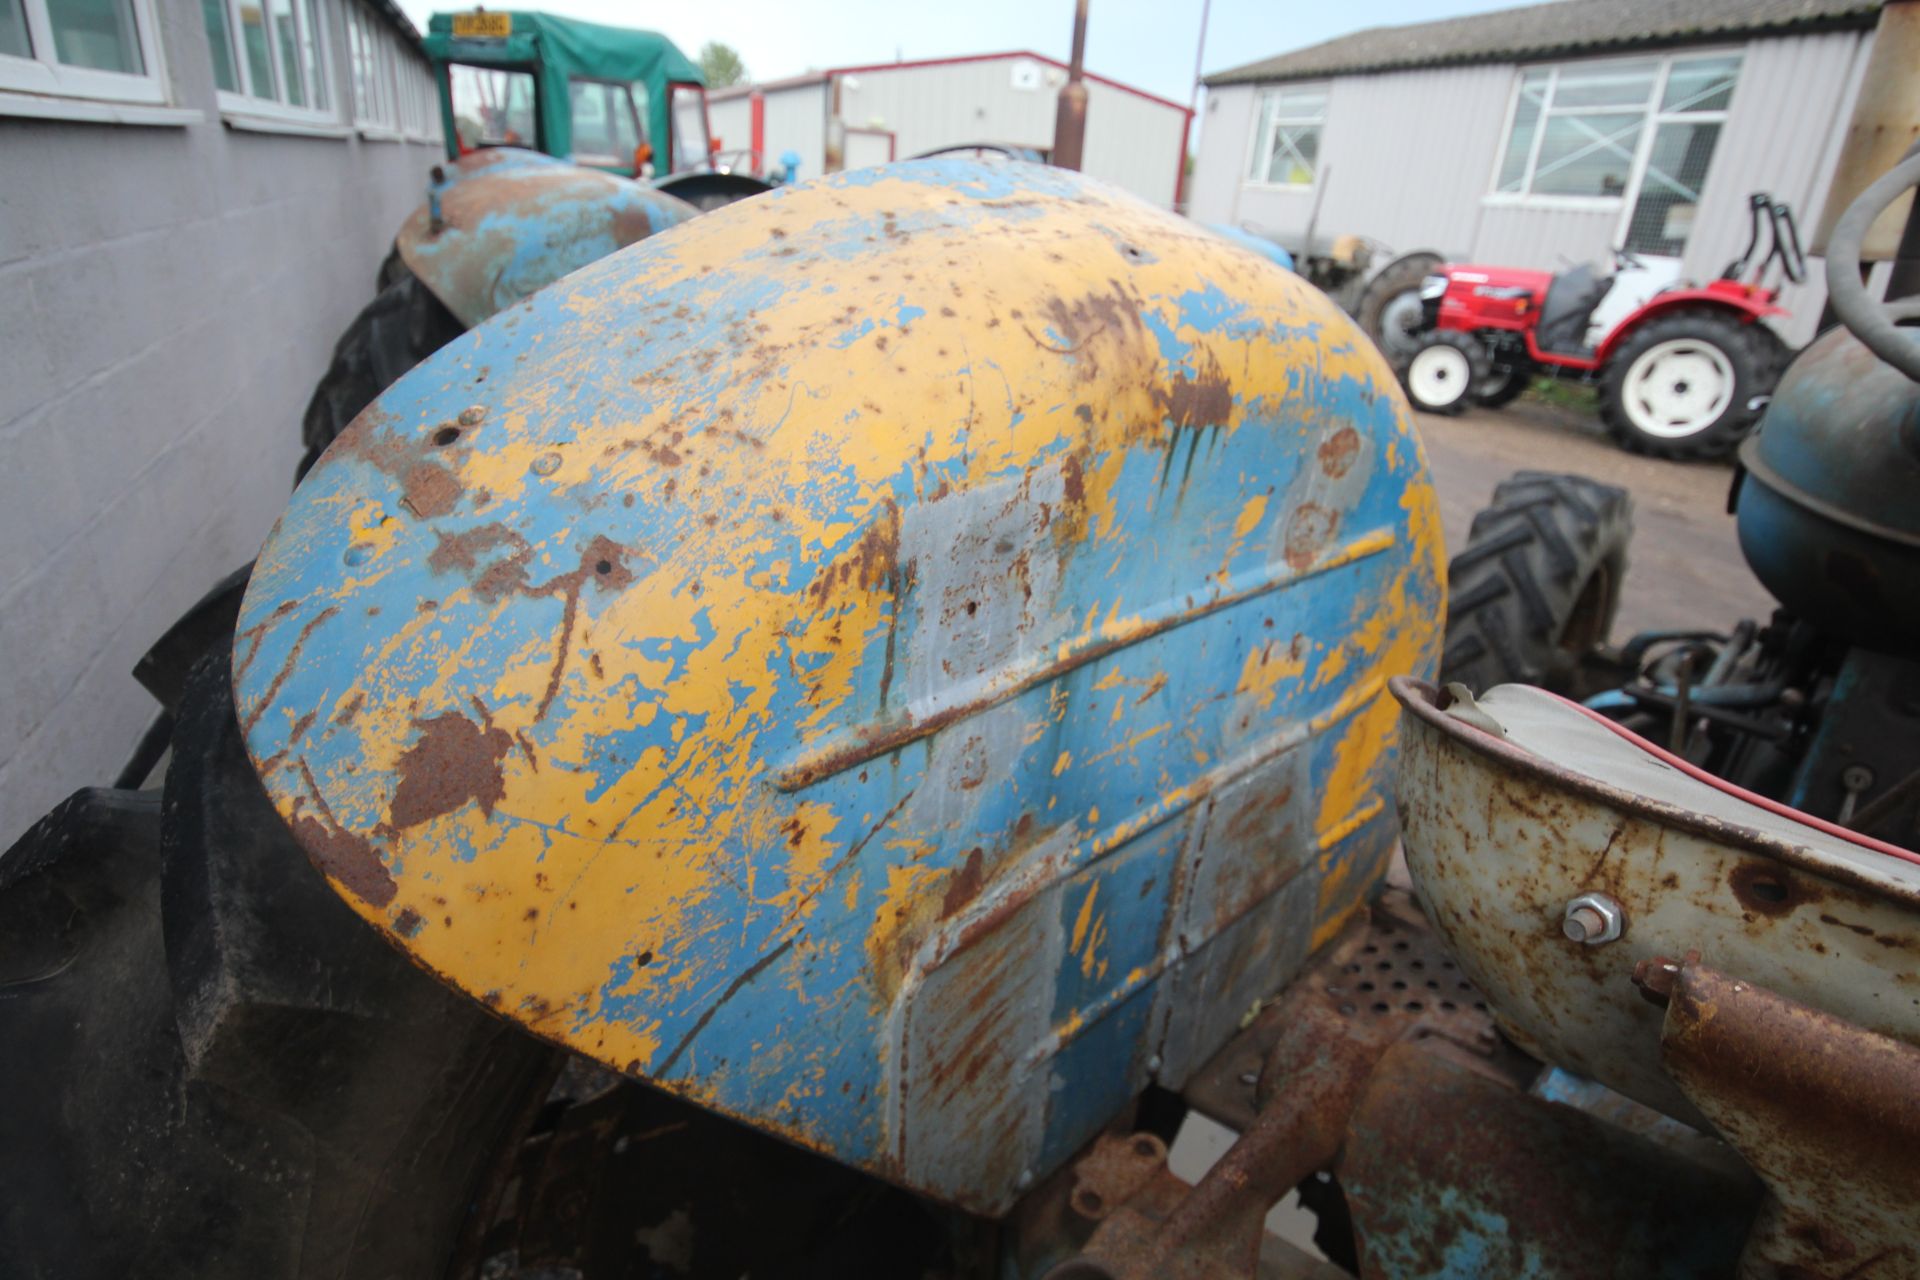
[1414,396,1777,641]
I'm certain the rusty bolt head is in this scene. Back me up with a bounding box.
[1562,893,1624,945]
[457,405,487,427]
[531,452,562,477]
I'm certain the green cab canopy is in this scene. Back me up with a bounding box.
[425,11,705,168]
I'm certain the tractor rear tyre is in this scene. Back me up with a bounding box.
[298,264,464,483]
[1354,250,1442,365]
[1401,330,1487,415]
[1442,471,1633,696]
[375,243,407,292]
[1598,309,1775,459]
[0,651,559,1280]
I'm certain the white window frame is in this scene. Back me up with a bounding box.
[210,0,342,127]
[346,1,437,142]
[1242,83,1326,190]
[1485,50,1739,213]
[0,0,172,108]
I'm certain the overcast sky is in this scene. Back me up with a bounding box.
[398,1,1529,107]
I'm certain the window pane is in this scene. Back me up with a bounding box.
[299,0,325,109]
[571,82,640,165]
[670,84,706,172]
[1551,59,1655,108]
[1273,87,1325,121]
[1497,70,1548,192]
[48,0,144,73]
[199,0,237,90]
[1,0,32,58]
[1245,93,1275,180]
[239,1,273,98]
[1268,122,1318,184]
[1532,112,1641,196]
[1663,55,1740,113]
[270,0,300,104]
[1625,120,1724,254]
[350,10,376,120]
[450,63,535,147]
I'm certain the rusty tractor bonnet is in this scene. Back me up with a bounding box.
[397,150,701,329]
[233,157,1443,1214]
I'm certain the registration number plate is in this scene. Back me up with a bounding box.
[451,10,510,38]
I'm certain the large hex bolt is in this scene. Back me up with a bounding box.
[1562,893,1625,945]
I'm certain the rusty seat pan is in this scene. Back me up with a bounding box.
[1392,677,1920,1127]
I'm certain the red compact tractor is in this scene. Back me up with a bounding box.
[1400,194,1802,458]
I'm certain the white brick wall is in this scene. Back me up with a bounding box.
[0,0,442,845]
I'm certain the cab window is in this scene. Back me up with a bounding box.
[448,63,536,150]
[569,78,646,172]
[669,82,709,172]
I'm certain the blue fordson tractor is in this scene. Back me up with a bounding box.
[297,10,780,481]
[3,128,1919,1280]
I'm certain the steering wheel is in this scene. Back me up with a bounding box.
[1826,146,1920,382]
[913,143,1030,162]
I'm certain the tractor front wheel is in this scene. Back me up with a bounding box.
[1598,310,1772,459]
[1442,471,1633,696]
[1401,331,1487,415]
[1475,356,1535,408]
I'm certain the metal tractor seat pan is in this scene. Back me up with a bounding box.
[1390,676,1920,1129]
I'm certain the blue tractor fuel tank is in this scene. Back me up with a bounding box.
[1737,315,1920,651]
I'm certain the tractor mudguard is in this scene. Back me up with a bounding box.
[1592,283,1786,365]
[397,151,700,328]
[234,157,1443,1216]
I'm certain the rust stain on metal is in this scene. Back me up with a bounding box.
[293,812,396,907]
[389,711,513,829]
[1318,426,1360,478]
[1283,503,1340,571]
[805,501,901,602]
[1659,962,1920,1277]
[429,522,534,601]
[1729,859,1823,917]
[1155,353,1233,431]
[530,535,638,720]
[1066,1132,1169,1222]
[240,605,339,734]
[293,758,396,908]
[403,460,463,519]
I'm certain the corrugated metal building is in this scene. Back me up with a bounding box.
[708,52,1192,208]
[0,0,439,844]
[1189,0,1885,344]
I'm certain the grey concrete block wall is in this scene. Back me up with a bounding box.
[0,0,442,845]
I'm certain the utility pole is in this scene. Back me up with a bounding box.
[1053,0,1089,170]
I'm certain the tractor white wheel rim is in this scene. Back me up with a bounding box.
[1409,345,1471,408]
[1622,338,1734,438]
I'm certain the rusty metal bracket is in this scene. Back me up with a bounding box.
[1640,958,1920,1277]
[1045,895,1511,1280]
